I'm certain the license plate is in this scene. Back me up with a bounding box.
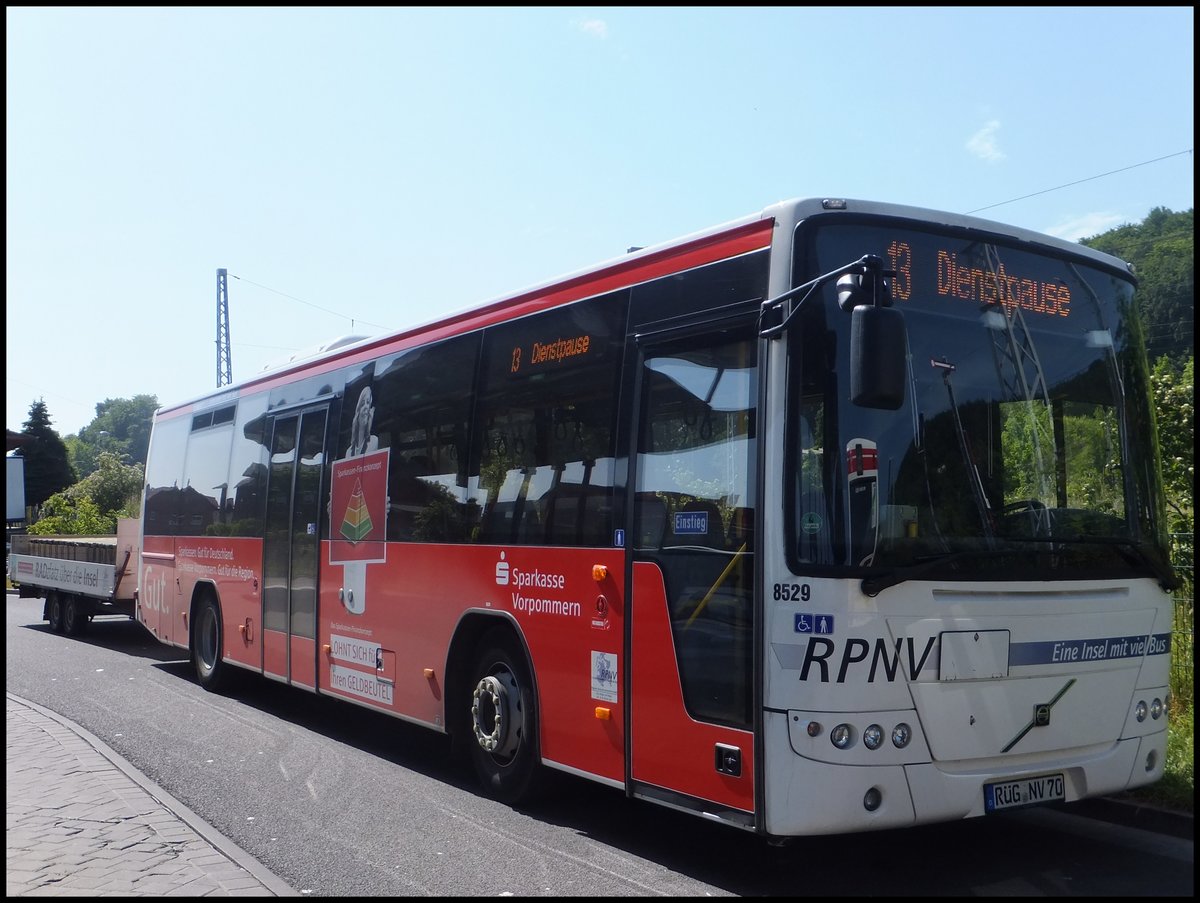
[984,773,1065,813]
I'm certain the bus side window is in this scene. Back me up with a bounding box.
[471,290,627,547]
[634,493,667,550]
[369,334,480,543]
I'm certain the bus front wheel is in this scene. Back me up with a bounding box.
[467,629,542,805]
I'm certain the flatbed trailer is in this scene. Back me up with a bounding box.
[9,518,138,634]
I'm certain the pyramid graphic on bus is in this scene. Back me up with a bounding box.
[339,478,374,543]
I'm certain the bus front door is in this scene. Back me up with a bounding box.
[629,326,757,823]
[262,406,329,689]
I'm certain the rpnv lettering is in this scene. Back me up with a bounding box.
[799,636,936,683]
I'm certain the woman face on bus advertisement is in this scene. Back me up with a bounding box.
[348,386,379,457]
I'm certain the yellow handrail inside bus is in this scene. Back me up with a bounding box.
[684,542,748,629]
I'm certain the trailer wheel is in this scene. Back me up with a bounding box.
[467,628,542,805]
[62,596,88,636]
[47,594,64,633]
[192,593,233,692]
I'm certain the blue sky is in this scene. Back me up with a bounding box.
[6,6,1194,438]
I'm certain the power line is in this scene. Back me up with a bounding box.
[967,149,1194,215]
[233,341,304,352]
[228,273,388,331]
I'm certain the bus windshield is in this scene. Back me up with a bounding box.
[787,218,1172,588]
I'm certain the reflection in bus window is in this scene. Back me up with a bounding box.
[367,334,480,542]
[471,291,627,546]
[635,332,757,727]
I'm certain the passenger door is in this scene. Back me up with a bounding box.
[261,405,329,689]
[628,323,758,821]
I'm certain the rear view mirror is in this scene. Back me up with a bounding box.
[850,305,906,410]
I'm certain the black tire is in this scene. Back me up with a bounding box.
[192,593,233,692]
[47,594,64,633]
[467,628,542,805]
[62,596,88,636]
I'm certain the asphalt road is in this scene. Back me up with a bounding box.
[5,594,1193,896]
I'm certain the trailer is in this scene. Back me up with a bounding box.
[9,517,138,634]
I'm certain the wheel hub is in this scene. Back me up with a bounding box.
[472,671,522,758]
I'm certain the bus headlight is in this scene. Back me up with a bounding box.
[1150,698,1163,720]
[892,723,912,748]
[1135,700,1147,722]
[830,724,854,749]
[863,724,884,750]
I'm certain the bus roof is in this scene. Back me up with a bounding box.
[155,197,1134,422]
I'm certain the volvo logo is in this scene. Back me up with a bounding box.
[1033,703,1052,727]
[1002,679,1076,753]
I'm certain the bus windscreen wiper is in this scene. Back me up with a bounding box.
[1060,537,1181,591]
[861,538,1179,596]
[861,549,1017,596]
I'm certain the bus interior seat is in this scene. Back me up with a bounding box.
[727,506,753,549]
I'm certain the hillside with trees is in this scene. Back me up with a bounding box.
[1083,206,1194,364]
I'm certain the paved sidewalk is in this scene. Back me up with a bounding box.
[6,693,296,897]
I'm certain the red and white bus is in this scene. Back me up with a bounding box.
[137,197,1177,838]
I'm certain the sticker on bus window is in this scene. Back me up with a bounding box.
[795,613,835,635]
[674,511,708,535]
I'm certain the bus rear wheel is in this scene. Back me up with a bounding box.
[467,628,542,805]
[192,593,233,692]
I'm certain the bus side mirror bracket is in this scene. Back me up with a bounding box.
[759,254,908,409]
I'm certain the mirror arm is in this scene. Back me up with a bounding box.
[759,255,881,339]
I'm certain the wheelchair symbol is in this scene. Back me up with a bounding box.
[794,613,834,634]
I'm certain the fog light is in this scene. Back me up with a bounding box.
[1135,700,1147,722]
[830,724,854,749]
[1150,698,1163,720]
[806,721,822,738]
[863,724,884,750]
[863,787,882,811]
[892,723,912,748]
[1145,749,1158,772]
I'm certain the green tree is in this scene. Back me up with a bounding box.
[22,452,144,536]
[67,394,158,479]
[73,451,145,519]
[19,399,76,510]
[1083,207,1194,365]
[1151,355,1195,532]
[27,494,112,535]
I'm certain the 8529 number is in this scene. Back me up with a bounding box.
[772,583,811,602]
